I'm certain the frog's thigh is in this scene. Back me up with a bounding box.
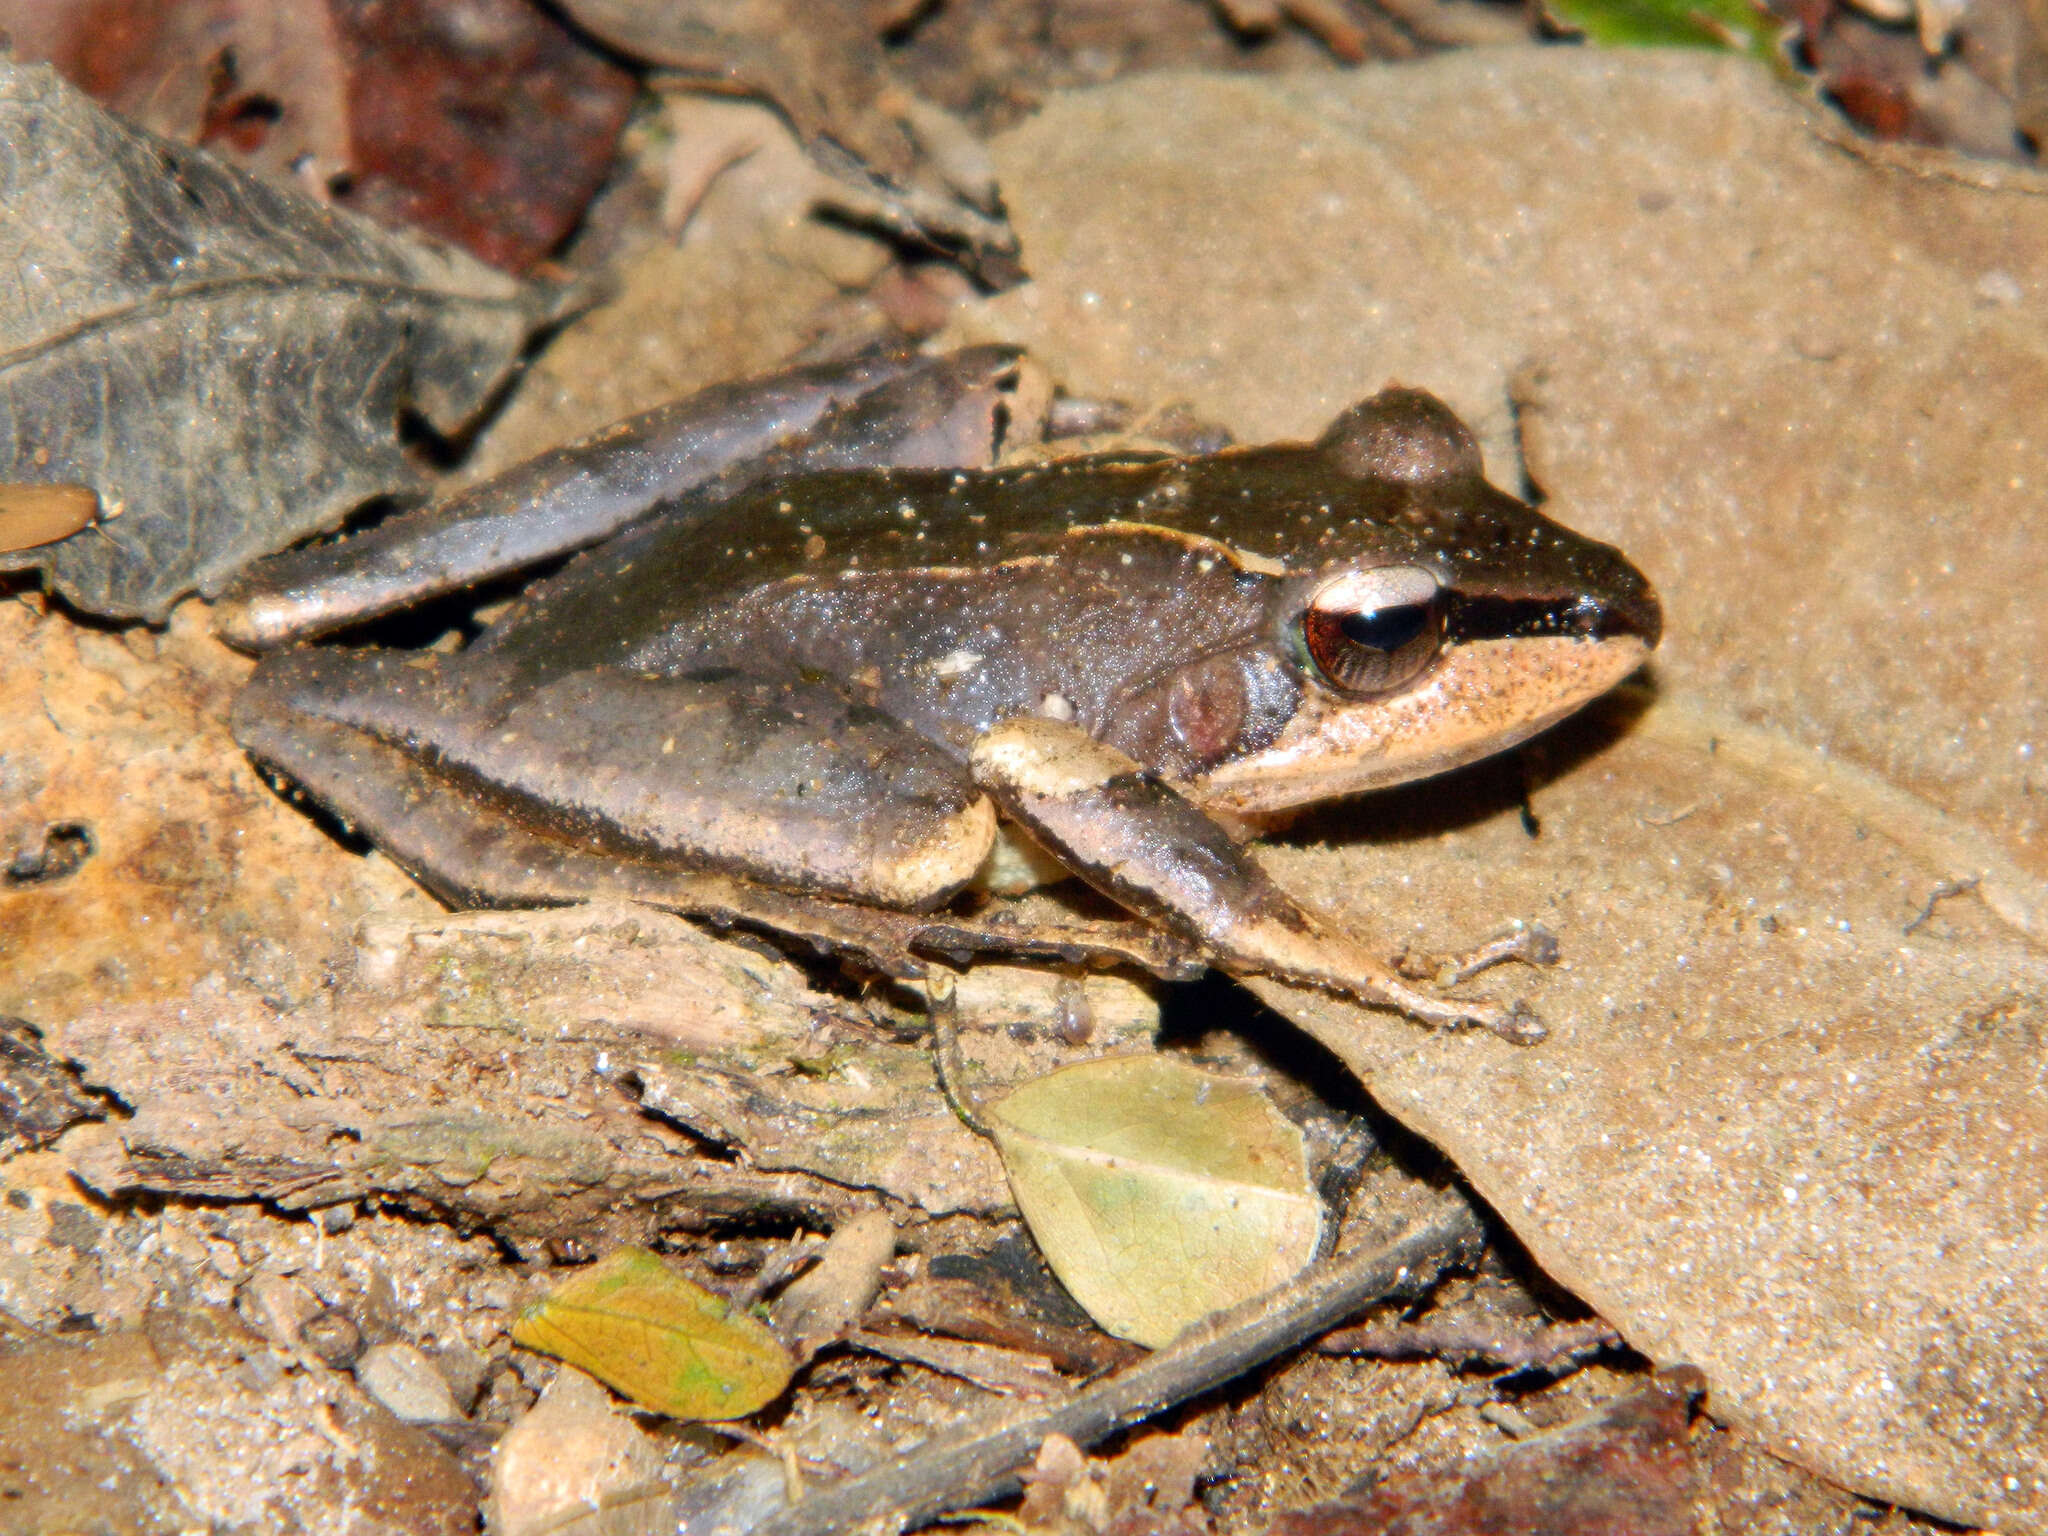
[254,652,995,909]
[488,668,998,909]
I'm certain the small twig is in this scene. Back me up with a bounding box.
[1397,922,1559,989]
[1440,922,1559,986]
[846,1329,1066,1399]
[730,1235,823,1312]
[1319,1314,1621,1375]
[1902,874,1980,935]
[1637,803,1700,829]
[749,1195,1486,1536]
[925,972,992,1136]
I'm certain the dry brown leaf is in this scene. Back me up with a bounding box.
[954,53,2048,1532]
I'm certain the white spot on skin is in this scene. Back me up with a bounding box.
[931,649,984,679]
[1038,691,1077,722]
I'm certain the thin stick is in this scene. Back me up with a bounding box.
[752,1195,1485,1536]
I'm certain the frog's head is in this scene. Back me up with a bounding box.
[1190,386,1660,816]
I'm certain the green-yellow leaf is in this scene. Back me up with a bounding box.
[988,1056,1324,1349]
[1541,0,1791,63]
[511,1247,794,1420]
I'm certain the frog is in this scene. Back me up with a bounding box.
[221,346,1660,1043]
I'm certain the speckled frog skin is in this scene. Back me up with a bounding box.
[230,352,1659,1037]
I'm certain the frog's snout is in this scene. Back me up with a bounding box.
[1558,551,1660,652]
[1601,565,1662,651]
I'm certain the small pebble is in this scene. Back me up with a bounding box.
[355,1341,461,1423]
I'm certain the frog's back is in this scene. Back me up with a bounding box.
[475,445,1416,675]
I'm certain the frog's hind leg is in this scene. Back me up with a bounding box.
[234,648,997,912]
[214,346,1026,651]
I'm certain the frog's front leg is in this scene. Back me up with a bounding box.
[234,649,997,910]
[969,717,1545,1044]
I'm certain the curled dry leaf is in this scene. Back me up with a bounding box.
[987,1055,1324,1349]
[770,1208,897,1362]
[512,1247,796,1422]
[0,62,550,619]
[556,0,1015,265]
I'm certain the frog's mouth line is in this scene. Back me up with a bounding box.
[1192,633,1653,815]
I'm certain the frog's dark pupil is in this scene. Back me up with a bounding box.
[1340,604,1428,653]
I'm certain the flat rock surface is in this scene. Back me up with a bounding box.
[954,50,2048,1533]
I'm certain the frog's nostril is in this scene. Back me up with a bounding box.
[1602,574,1662,650]
[1560,560,1660,649]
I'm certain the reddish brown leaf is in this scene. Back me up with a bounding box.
[323,0,638,273]
[1265,1370,1705,1536]
[1,0,637,273]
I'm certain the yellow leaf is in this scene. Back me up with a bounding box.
[511,1248,794,1420]
[988,1056,1324,1348]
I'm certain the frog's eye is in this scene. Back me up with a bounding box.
[1301,566,1444,695]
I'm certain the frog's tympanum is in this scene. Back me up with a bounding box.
[227,350,1659,1042]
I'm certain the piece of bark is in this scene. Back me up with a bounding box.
[0,1017,103,1156]
[44,967,851,1250]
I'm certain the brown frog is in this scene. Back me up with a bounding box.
[222,349,1659,1041]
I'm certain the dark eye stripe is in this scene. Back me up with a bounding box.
[1448,593,1651,644]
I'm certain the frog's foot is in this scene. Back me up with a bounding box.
[1397,922,1561,988]
[970,717,1546,1045]
[1216,905,1548,1045]
[1351,965,1547,1046]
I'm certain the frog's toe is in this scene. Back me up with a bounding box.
[868,793,999,911]
[1472,999,1547,1046]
